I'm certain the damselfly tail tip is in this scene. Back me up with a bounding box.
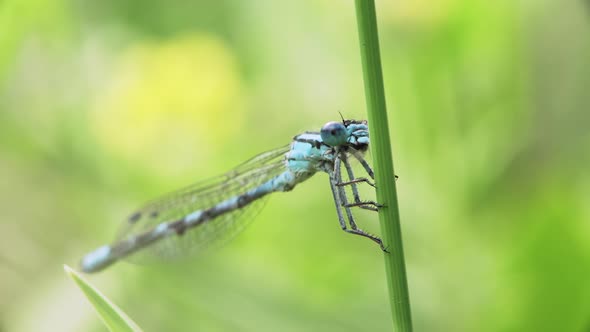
[80,245,111,273]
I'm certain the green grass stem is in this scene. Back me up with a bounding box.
[353,1,413,331]
[65,265,143,332]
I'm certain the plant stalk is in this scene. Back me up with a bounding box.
[353,0,413,330]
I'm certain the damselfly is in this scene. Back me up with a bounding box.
[81,119,386,273]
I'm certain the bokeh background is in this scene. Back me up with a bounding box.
[1,0,589,331]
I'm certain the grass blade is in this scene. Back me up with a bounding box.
[64,265,143,332]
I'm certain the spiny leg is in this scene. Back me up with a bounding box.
[344,201,382,212]
[333,153,385,250]
[349,146,399,185]
[349,147,400,181]
[339,152,381,212]
[349,147,375,180]
[334,156,357,228]
[338,187,385,250]
[337,178,375,188]
[328,170,349,231]
[343,228,386,250]
[340,152,363,203]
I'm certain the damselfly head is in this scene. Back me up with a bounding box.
[321,121,348,146]
[320,120,369,148]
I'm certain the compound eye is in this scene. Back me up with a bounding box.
[320,121,348,146]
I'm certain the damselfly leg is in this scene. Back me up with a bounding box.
[329,151,386,251]
[338,152,383,212]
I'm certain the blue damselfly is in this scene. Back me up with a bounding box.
[81,119,385,273]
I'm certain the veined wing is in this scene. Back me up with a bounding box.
[116,145,290,261]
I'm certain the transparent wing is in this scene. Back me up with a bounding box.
[117,145,290,262]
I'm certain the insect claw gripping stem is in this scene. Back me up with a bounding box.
[344,228,386,251]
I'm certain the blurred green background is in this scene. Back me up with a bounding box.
[1,0,589,331]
